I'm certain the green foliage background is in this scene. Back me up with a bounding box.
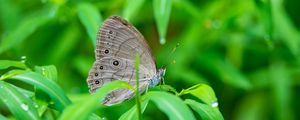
[1,0,300,120]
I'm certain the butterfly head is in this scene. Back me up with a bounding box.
[149,68,166,87]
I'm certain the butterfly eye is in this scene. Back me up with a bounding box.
[113,60,119,66]
[95,73,98,76]
[95,80,100,84]
[104,49,109,54]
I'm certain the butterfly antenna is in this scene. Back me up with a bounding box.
[161,43,180,68]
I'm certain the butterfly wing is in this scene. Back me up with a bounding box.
[87,16,156,105]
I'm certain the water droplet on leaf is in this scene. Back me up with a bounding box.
[211,101,218,108]
[21,104,29,111]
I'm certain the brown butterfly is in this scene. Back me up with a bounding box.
[86,16,165,105]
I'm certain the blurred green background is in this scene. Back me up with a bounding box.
[1,0,300,119]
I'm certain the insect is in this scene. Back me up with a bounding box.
[86,16,165,105]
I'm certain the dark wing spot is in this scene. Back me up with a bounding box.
[100,66,103,69]
[95,80,100,84]
[104,49,109,54]
[108,30,113,34]
[113,60,119,66]
[95,73,98,76]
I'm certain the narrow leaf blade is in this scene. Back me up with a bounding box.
[77,3,102,47]
[0,81,39,120]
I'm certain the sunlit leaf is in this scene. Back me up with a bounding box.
[178,84,217,105]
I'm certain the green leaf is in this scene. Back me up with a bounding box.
[11,71,71,111]
[34,65,58,116]
[35,65,58,82]
[0,81,39,120]
[153,0,172,44]
[184,99,224,120]
[0,6,57,53]
[119,100,149,120]
[77,2,102,47]
[59,81,134,120]
[0,60,26,70]
[178,84,217,105]
[0,70,27,81]
[123,0,146,21]
[144,91,196,120]
[151,84,178,94]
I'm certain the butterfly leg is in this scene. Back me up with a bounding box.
[145,83,149,93]
[159,77,165,90]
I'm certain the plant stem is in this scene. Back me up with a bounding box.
[135,54,142,120]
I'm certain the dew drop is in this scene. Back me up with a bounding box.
[21,56,27,63]
[42,68,46,75]
[211,101,218,108]
[21,104,29,111]
[160,37,166,44]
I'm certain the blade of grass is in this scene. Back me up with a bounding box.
[269,62,292,120]
[77,2,102,47]
[135,54,142,120]
[0,81,39,120]
[123,0,146,21]
[153,0,172,44]
[58,81,134,120]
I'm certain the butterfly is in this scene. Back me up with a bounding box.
[86,16,165,105]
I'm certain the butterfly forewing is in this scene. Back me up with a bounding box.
[87,16,157,105]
